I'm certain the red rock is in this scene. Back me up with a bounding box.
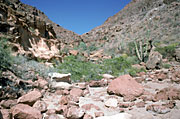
[1,99,17,109]
[123,95,136,102]
[107,75,144,98]
[0,109,11,119]
[146,104,170,114]
[59,96,69,105]
[37,77,48,89]
[81,104,100,111]
[33,100,47,113]
[70,88,83,97]
[17,90,42,106]
[136,101,145,108]
[83,114,93,119]
[119,102,135,108]
[153,87,180,101]
[11,104,42,119]
[66,106,85,119]
[95,112,104,117]
[89,80,101,87]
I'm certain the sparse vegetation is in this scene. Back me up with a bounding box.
[0,37,13,77]
[155,43,178,59]
[11,55,58,80]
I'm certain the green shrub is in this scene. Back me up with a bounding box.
[57,55,145,82]
[155,43,178,58]
[162,63,171,69]
[0,37,13,76]
[57,55,102,82]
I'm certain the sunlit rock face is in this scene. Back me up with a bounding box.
[0,0,81,60]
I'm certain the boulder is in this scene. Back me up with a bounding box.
[146,51,162,69]
[17,90,42,106]
[11,104,42,119]
[1,99,17,109]
[0,109,11,119]
[107,74,144,98]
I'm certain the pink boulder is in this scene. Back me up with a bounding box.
[107,74,144,97]
[17,90,42,106]
[11,104,42,119]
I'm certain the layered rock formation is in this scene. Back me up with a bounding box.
[0,0,81,60]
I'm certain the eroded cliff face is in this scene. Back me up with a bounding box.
[81,0,179,55]
[0,0,81,60]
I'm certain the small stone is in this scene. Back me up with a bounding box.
[59,96,69,105]
[146,104,170,114]
[70,88,84,97]
[95,112,104,117]
[33,100,47,113]
[136,101,145,108]
[66,106,85,119]
[104,98,118,108]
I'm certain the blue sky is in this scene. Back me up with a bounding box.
[20,0,131,35]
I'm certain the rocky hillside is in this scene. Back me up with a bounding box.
[0,0,81,60]
[81,0,179,56]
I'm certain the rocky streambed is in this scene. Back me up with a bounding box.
[0,62,180,119]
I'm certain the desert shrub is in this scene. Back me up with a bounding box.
[57,55,145,82]
[0,37,13,76]
[57,55,102,82]
[79,42,87,51]
[155,43,178,59]
[11,55,58,80]
[162,63,171,69]
[87,43,98,52]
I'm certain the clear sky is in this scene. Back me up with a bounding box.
[20,0,132,35]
